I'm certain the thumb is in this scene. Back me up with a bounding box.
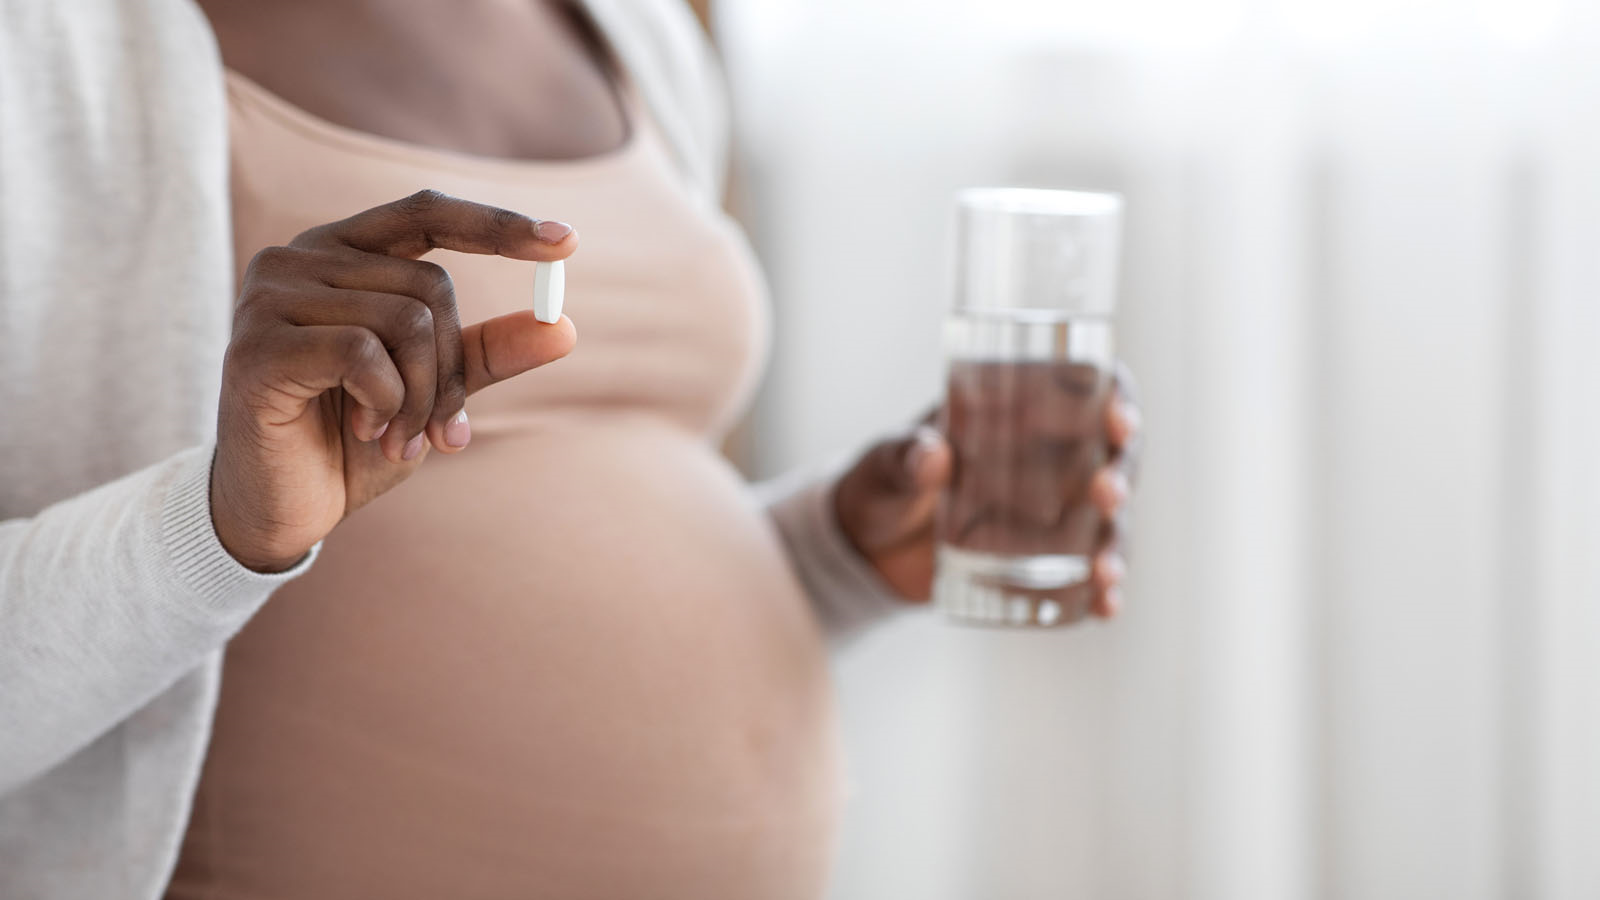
[835,426,952,554]
[461,311,577,395]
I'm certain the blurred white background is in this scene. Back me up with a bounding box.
[714,0,1600,897]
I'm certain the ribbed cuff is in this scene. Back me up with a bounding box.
[763,469,908,645]
[159,445,319,608]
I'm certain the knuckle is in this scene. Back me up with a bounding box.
[231,285,289,332]
[394,299,436,339]
[400,188,449,214]
[400,386,435,419]
[222,334,263,373]
[229,297,267,332]
[243,245,298,279]
[338,328,385,367]
[489,205,528,232]
[412,260,456,305]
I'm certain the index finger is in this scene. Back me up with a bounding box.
[290,189,577,261]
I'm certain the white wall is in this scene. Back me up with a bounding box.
[719,2,1600,898]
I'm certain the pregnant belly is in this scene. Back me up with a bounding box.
[170,417,839,900]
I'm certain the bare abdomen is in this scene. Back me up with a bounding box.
[169,418,839,900]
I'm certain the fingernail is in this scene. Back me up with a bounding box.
[1109,470,1131,505]
[402,432,426,461]
[1093,468,1130,510]
[1121,403,1143,436]
[371,420,390,442]
[534,220,573,243]
[1103,588,1123,617]
[444,408,471,448]
[1099,552,1127,585]
[906,426,943,476]
[1110,400,1140,440]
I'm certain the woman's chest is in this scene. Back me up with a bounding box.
[200,0,628,160]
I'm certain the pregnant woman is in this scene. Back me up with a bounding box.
[159,0,1137,897]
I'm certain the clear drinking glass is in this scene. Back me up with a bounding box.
[933,188,1123,628]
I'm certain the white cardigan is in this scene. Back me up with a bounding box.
[0,1,896,896]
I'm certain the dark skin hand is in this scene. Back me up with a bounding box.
[211,190,578,572]
[834,375,1140,620]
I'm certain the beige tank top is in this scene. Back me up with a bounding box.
[165,70,840,900]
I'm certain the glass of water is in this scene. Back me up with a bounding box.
[933,187,1123,628]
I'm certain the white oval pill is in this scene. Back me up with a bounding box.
[533,259,565,324]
